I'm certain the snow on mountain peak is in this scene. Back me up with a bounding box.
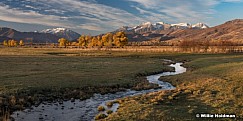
[156,22,165,25]
[171,23,191,27]
[192,23,209,29]
[40,28,80,40]
[41,27,69,34]
[53,27,67,32]
[142,22,152,25]
[118,21,209,34]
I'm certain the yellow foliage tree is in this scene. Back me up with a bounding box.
[58,38,68,47]
[77,35,87,47]
[7,40,18,47]
[19,40,24,46]
[102,33,114,47]
[88,36,98,47]
[76,32,128,48]
[3,40,8,46]
[97,36,103,47]
[113,31,128,47]
[92,37,98,46]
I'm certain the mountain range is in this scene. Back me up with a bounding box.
[115,22,209,42]
[0,28,80,43]
[0,19,243,43]
[118,22,209,34]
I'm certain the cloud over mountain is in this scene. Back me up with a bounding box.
[0,0,242,35]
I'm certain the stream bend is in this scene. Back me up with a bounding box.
[12,62,186,121]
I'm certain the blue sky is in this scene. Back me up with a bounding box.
[0,0,243,35]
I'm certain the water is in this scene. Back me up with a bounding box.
[11,63,186,121]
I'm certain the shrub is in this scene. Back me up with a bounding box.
[168,96,174,100]
[106,110,113,114]
[106,102,113,107]
[97,106,105,111]
[95,113,107,120]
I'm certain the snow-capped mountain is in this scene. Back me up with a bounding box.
[118,21,209,34]
[171,23,191,29]
[192,23,209,29]
[41,28,80,40]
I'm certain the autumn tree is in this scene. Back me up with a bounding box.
[113,31,128,47]
[101,33,113,47]
[101,34,109,47]
[97,36,103,47]
[19,40,24,46]
[106,33,114,47]
[3,40,8,46]
[77,35,87,47]
[7,40,18,47]
[88,36,98,47]
[58,38,68,47]
[76,32,128,48]
[87,36,94,48]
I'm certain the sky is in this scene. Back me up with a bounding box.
[0,0,243,35]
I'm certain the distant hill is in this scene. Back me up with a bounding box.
[166,19,243,43]
[0,27,81,43]
[0,27,60,43]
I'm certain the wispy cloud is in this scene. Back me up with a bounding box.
[223,0,243,2]
[126,0,221,23]
[78,23,104,31]
[0,0,242,33]
[47,0,143,29]
[0,5,73,28]
[0,0,145,32]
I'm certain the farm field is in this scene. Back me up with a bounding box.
[0,48,243,120]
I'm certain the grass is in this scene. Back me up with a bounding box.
[0,48,173,93]
[1,48,243,120]
[0,48,174,118]
[104,53,243,121]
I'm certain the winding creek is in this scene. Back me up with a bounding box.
[11,62,186,121]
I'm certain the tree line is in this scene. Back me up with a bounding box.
[58,31,128,48]
[0,31,128,48]
[2,40,24,47]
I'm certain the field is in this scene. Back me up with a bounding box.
[0,48,243,120]
[0,47,174,119]
[0,48,175,92]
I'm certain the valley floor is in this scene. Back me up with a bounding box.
[0,48,242,120]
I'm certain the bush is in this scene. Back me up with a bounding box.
[168,96,174,100]
[95,113,107,120]
[106,110,113,114]
[106,102,113,107]
[97,106,105,111]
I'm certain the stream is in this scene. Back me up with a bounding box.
[11,62,186,121]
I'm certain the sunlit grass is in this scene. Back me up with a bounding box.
[104,53,243,120]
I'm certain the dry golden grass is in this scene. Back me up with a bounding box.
[104,53,243,121]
